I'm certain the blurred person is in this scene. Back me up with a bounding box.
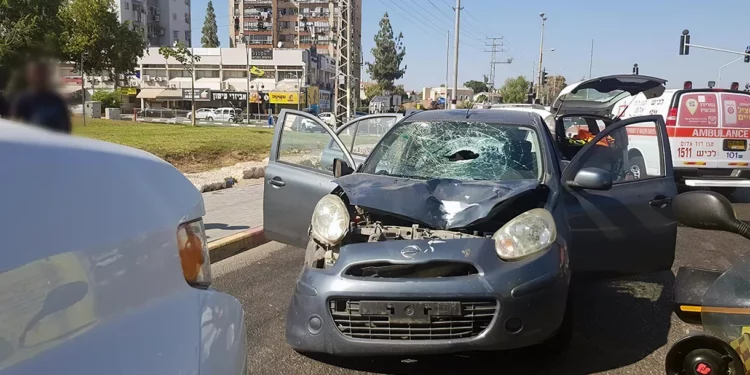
[10,60,71,133]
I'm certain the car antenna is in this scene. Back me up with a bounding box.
[465,106,471,119]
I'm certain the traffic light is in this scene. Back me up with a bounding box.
[744,46,750,63]
[679,30,690,55]
[632,63,639,75]
[541,69,548,86]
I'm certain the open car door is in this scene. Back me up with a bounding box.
[263,109,355,248]
[561,115,678,274]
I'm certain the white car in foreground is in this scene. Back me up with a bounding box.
[0,121,247,374]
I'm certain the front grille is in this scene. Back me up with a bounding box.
[329,299,497,340]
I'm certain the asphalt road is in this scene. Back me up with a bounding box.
[212,190,750,375]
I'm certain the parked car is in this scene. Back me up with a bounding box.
[318,112,336,127]
[186,108,216,120]
[264,108,678,356]
[0,121,247,374]
[210,107,243,122]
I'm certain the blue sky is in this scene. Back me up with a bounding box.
[192,0,750,91]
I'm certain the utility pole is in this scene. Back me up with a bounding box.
[334,0,354,125]
[536,13,547,101]
[445,31,450,98]
[485,37,510,104]
[589,39,594,79]
[451,0,462,109]
[81,53,86,127]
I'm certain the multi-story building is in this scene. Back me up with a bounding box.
[113,0,192,47]
[133,47,336,112]
[228,0,362,109]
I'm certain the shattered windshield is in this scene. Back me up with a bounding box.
[361,121,542,181]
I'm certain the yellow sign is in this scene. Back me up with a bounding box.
[120,87,137,95]
[269,92,299,104]
[250,66,265,76]
[306,85,320,106]
[248,93,262,103]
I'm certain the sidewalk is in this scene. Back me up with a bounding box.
[202,179,264,242]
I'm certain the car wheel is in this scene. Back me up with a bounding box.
[206,116,213,121]
[628,156,647,180]
[304,237,326,269]
[711,187,737,197]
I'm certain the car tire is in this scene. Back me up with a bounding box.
[711,187,737,197]
[304,237,326,269]
[628,156,647,180]
[206,116,213,121]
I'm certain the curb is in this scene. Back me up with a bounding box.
[208,227,268,263]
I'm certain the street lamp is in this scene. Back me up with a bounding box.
[243,34,251,123]
[536,12,547,101]
[718,57,744,88]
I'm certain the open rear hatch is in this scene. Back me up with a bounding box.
[551,75,667,117]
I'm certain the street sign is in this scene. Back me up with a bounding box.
[182,88,211,101]
[211,91,248,101]
[268,92,298,104]
[250,66,265,76]
[251,48,273,60]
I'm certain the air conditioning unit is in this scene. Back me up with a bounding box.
[118,74,125,80]
[154,15,160,22]
[143,75,150,81]
[101,76,111,81]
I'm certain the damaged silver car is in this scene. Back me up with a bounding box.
[263,108,678,356]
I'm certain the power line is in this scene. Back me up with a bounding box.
[381,0,483,50]
[430,0,489,43]
[436,0,489,40]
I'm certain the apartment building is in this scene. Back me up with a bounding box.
[113,0,192,47]
[228,0,361,82]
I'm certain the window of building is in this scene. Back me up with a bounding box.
[173,30,179,40]
[185,30,190,41]
[124,2,129,9]
[172,13,176,20]
[185,0,189,4]
[185,13,190,23]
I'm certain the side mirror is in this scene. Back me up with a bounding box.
[673,191,748,237]
[567,167,613,190]
[333,158,354,178]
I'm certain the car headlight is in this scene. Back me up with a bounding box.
[493,208,556,260]
[311,195,350,245]
[177,219,212,287]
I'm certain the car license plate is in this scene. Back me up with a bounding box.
[359,301,461,323]
[724,139,747,151]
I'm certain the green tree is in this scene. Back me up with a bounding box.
[0,0,66,90]
[159,42,200,125]
[499,76,531,103]
[60,0,146,85]
[366,13,406,92]
[476,94,488,102]
[91,90,122,108]
[364,84,382,100]
[201,1,220,48]
[464,80,488,94]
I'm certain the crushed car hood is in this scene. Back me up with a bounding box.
[333,174,541,230]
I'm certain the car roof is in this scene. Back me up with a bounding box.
[490,107,553,117]
[404,109,545,127]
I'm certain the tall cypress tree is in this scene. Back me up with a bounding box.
[365,13,406,92]
[201,1,220,48]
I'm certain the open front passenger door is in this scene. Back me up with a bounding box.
[263,109,355,248]
[561,115,678,274]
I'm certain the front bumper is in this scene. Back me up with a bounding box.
[285,238,569,356]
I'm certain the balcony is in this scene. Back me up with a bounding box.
[244,0,272,4]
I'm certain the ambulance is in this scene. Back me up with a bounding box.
[552,75,750,196]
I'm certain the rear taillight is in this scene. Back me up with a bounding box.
[666,108,678,126]
[177,219,212,288]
